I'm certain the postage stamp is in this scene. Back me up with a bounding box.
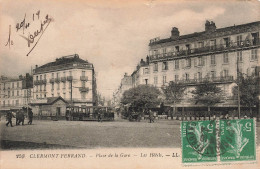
[181,119,256,164]
[220,119,256,162]
[181,120,217,163]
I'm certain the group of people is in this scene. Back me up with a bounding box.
[5,107,33,127]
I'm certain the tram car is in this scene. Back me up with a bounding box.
[65,106,114,121]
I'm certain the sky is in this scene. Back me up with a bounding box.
[0,0,259,99]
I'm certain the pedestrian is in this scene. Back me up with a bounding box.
[97,110,102,122]
[149,110,154,123]
[6,110,15,127]
[28,108,33,125]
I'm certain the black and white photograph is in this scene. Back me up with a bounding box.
[0,0,260,169]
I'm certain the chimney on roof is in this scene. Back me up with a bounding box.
[146,55,150,64]
[205,20,216,32]
[35,65,38,68]
[171,27,179,39]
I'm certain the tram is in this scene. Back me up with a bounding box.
[65,106,114,121]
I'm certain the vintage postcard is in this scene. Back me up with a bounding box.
[0,0,260,169]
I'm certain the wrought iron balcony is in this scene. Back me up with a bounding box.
[42,79,47,84]
[55,78,60,83]
[49,78,55,83]
[79,87,89,92]
[67,76,73,81]
[150,38,260,61]
[61,77,66,82]
[175,76,234,85]
[80,76,88,81]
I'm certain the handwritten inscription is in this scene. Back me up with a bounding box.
[4,10,53,56]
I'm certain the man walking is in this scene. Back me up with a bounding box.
[28,108,33,125]
[149,110,154,123]
[6,110,15,127]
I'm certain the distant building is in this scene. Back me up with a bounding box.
[32,54,97,107]
[130,20,260,109]
[112,73,132,107]
[0,74,33,111]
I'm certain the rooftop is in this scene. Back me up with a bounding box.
[149,21,260,46]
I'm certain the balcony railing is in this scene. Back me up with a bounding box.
[49,78,55,83]
[175,76,234,85]
[55,78,60,83]
[79,87,89,92]
[150,38,260,61]
[61,77,66,82]
[42,79,47,84]
[34,80,41,85]
[80,76,88,81]
[67,76,73,81]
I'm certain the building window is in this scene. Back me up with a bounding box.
[69,71,72,76]
[175,60,179,69]
[17,91,19,96]
[251,49,258,60]
[210,39,216,49]
[44,74,46,79]
[12,91,14,96]
[17,82,19,88]
[198,41,204,48]
[211,55,216,65]
[185,73,189,81]
[81,93,86,99]
[40,75,42,80]
[175,75,179,81]
[63,93,66,98]
[162,76,167,85]
[40,85,42,91]
[82,81,86,87]
[198,72,202,81]
[237,35,242,46]
[52,73,54,78]
[56,73,59,78]
[162,62,168,70]
[57,83,60,90]
[211,71,216,79]
[237,51,242,62]
[198,56,205,66]
[224,70,229,77]
[36,76,38,81]
[16,100,19,105]
[223,53,229,63]
[12,83,14,88]
[63,82,66,89]
[153,63,158,72]
[44,84,46,91]
[186,58,191,68]
[63,72,66,77]
[175,46,179,52]
[82,71,86,76]
[223,37,230,47]
[52,83,54,90]
[143,68,149,74]
[154,77,158,85]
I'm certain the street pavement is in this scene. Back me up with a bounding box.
[1,118,259,149]
[0,119,181,149]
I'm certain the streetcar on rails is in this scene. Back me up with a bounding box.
[65,106,114,121]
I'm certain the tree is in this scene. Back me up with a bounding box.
[191,82,224,112]
[161,81,186,119]
[97,93,105,106]
[121,85,161,112]
[232,76,258,117]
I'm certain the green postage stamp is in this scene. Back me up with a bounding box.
[181,119,256,164]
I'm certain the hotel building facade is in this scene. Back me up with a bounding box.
[131,20,260,109]
[32,54,97,107]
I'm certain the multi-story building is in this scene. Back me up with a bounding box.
[32,54,97,107]
[131,20,260,108]
[0,74,33,111]
[112,73,133,107]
